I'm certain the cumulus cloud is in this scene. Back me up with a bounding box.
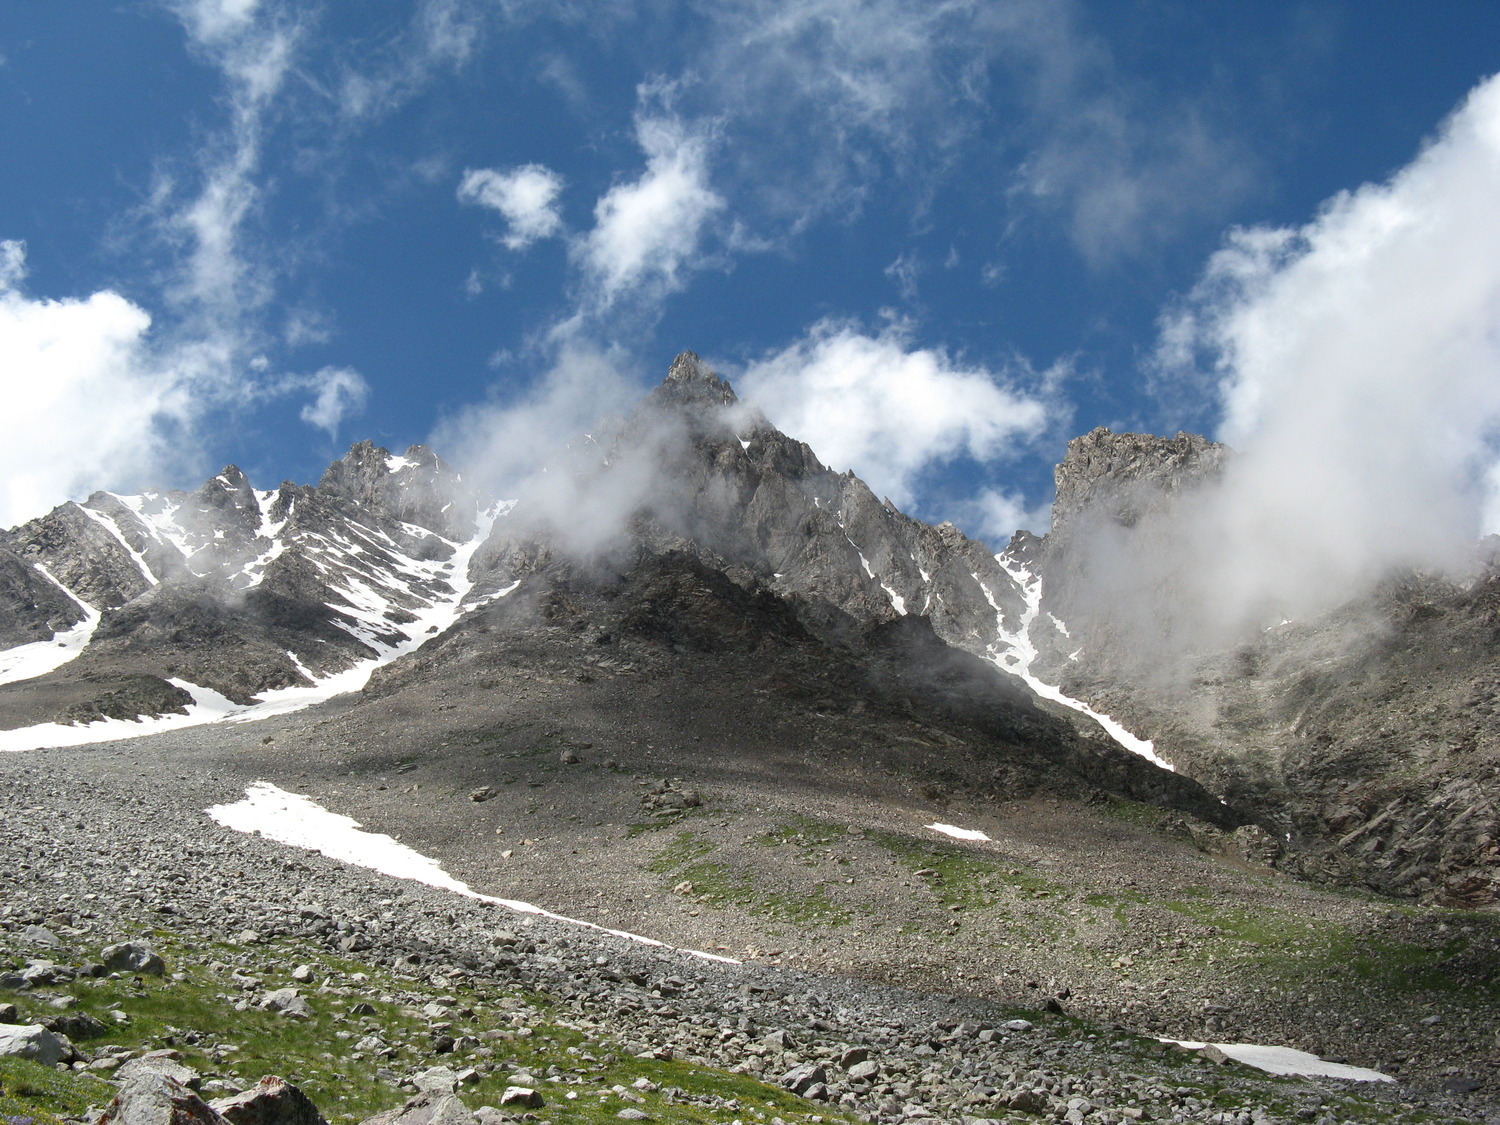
[1119,71,1500,647]
[961,487,1054,543]
[737,320,1052,512]
[573,106,725,311]
[0,242,183,528]
[297,366,370,436]
[458,164,565,250]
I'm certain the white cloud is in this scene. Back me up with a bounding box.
[334,0,484,121]
[884,252,920,301]
[1142,71,1500,638]
[961,487,1053,542]
[574,107,725,310]
[737,320,1052,511]
[0,242,182,528]
[167,0,262,45]
[297,366,370,436]
[458,164,565,250]
[157,2,298,325]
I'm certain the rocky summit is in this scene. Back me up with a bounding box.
[1,354,1498,1125]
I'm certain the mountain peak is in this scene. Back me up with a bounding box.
[655,351,738,409]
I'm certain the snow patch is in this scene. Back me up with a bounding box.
[981,556,1174,771]
[76,503,158,586]
[0,504,519,752]
[926,823,991,842]
[207,782,739,964]
[385,454,414,472]
[881,582,907,615]
[1158,1040,1391,1083]
[0,566,101,686]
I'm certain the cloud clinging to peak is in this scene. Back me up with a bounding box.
[1124,70,1500,645]
[738,320,1053,514]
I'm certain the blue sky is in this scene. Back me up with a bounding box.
[4,1,1500,552]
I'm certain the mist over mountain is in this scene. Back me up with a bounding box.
[2,353,1496,915]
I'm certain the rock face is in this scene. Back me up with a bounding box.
[1020,427,1500,905]
[8,354,1494,902]
[0,443,483,728]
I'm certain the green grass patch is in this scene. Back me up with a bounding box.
[644,832,853,927]
[0,930,858,1125]
[758,816,847,848]
[646,831,719,873]
[0,1057,116,1125]
[866,830,1066,911]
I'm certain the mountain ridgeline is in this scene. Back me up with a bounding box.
[2,353,1495,906]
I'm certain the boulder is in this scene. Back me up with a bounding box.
[102,940,166,976]
[779,1063,828,1096]
[99,1072,227,1125]
[0,1023,66,1066]
[118,1054,201,1090]
[359,1092,474,1125]
[212,1076,328,1125]
[261,988,313,1018]
[411,1066,460,1095]
[497,1086,543,1108]
[46,1010,110,1039]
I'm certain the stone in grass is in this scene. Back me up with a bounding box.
[212,1076,329,1125]
[360,1091,475,1125]
[411,1066,461,1095]
[117,1053,201,1090]
[1002,1019,1033,1033]
[498,1086,543,1108]
[0,1004,16,1023]
[20,924,61,948]
[0,1023,68,1066]
[100,1072,228,1125]
[261,988,314,1018]
[617,1110,652,1121]
[46,1010,110,1040]
[102,940,166,976]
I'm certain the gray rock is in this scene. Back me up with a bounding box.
[359,1092,474,1125]
[1002,1019,1033,1033]
[102,940,166,976]
[117,1054,201,1090]
[45,1010,109,1039]
[779,1063,828,1096]
[846,1060,880,1082]
[212,1076,329,1125]
[100,1072,227,1125]
[0,1003,15,1023]
[412,1066,461,1095]
[0,1022,67,1066]
[20,924,61,947]
[616,1110,651,1121]
[497,1087,542,1108]
[262,988,313,1018]
[20,959,67,986]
